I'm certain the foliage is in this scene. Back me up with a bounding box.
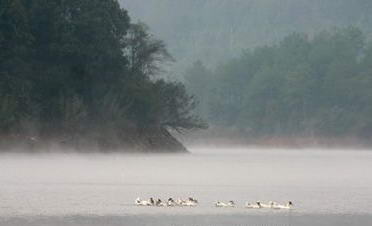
[123,0,372,70]
[0,0,203,149]
[184,27,372,138]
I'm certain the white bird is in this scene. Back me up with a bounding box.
[245,201,262,209]
[272,201,294,210]
[135,197,152,206]
[260,201,277,208]
[182,197,198,207]
[215,201,236,207]
[188,197,198,204]
[155,199,167,207]
[175,198,185,206]
[182,201,197,207]
[167,198,176,207]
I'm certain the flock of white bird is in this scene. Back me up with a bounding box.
[135,198,294,210]
[222,200,293,209]
[135,197,198,207]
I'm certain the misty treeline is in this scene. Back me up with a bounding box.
[184,27,372,140]
[123,0,372,70]
[0,0,204,151]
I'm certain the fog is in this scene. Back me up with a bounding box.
[119,0,372,144]
[2,1,372,225]
[1,148,371,218]
[121,0,372,71]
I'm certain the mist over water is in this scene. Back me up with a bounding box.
[1,148,371,220]
[2,1,372,226]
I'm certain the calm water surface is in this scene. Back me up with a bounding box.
[0,148,371,225]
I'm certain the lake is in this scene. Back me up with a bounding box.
[0,148,371,225]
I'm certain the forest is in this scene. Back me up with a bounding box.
[2,0,372,150]
[0,0,204,152]
[184,27,372,145]
[123,0,372,72]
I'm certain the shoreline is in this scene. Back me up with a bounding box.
[180,131,372,150]
[0,128,189,154]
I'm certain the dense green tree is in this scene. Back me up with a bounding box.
[0,0,33,133]
[0,0,204,151]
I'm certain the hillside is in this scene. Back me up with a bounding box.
[0,0,205,152]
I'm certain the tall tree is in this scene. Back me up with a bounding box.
[0,0,204,151]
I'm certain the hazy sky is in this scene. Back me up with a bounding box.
[120,0,372,73]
